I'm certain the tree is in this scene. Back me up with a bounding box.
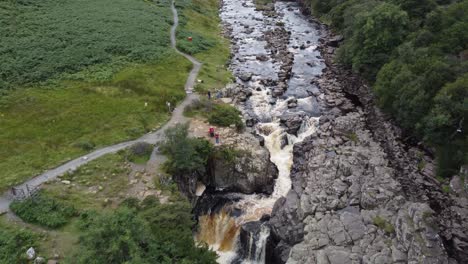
[73,208,152,264]
[69,197,217,264]
[390,0,436,19]
[159,123,212,174]
[423,73,468,145]
[339,2,410,80]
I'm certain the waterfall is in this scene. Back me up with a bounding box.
[195,0,326,262]
[197,208,240,263]
[242,223,270,264]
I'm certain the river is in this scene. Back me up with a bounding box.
[196,0,326,263]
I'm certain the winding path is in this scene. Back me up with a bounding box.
[0,1,201,213]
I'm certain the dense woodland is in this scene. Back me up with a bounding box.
[306,0,467,177]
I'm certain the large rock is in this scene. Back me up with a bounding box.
[280,114,304,135]
[239,72,253,82]
[204,132,278,195]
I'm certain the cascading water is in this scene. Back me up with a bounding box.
[196,1,325,263]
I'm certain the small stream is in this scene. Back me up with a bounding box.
[196,1,325,263]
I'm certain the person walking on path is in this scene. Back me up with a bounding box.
[207,90,212,100]
[215,133,220,144]
[166,101,172,112]
[209,127,215,137]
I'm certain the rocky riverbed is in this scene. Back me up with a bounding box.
[269,1,468,264]
[189,0,468,263]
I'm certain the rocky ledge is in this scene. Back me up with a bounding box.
[268,6,468,264]
[185,120,278,197]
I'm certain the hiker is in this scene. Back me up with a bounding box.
[11,187,16,196]
[209,127,215,137]
[216,90,222,99]
[215,133,220,144]
[207,90,212,100]
[166,101,171,112]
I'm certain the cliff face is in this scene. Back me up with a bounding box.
[268,2,468,263]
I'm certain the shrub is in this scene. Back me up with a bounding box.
[373,216,395,234]
[0,225,38,263]
[176,30,217,55]
[213,146,241,165]
[10,192,77,228]
[160,124,213,174]
[69,198,217,264]
[119,197,141,210]
[183,98,213,117]
[73,140,95,151]
[208,103,244,130]
[0,0,173,89]
[126,142,153,164]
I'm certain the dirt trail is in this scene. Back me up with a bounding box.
[0,1,201,213]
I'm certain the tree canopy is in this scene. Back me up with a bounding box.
[308,0,468,177]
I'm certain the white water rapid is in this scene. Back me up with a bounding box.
[196,1,325,263]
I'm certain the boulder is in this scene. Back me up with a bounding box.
[280,114,303,135]
[207,145,278,194]
[34,257,46,264]
[327,35,344,47]
[26,247,36,260]
[239,72,253,82]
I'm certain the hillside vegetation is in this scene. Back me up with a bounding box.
[0,0,188,191]
[306,0,467,177]
[0,0,173,89]
[176,0,233,93]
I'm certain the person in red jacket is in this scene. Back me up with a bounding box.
[209,127,215,137]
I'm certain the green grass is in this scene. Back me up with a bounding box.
[177,0,233,94]
[43,153,131,210]
[0,0,173,89]
[0,54,191,192]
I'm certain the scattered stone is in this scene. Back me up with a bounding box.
[239,72,253,82]
[26,247,36,260]
[34,257,46,264]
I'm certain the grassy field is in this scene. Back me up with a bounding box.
[0,0,193,191]
[0,0,174,89]
[176,0,233,94]
[0,54,191,191]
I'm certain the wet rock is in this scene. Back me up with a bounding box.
[280,114,303,135]
[273,87,284,97]
[327,35,344,47]
[287,98,298,108]
[246,118,257,127]
[280,134,289,149]
[239,72,253,82]
[256,54,269,61]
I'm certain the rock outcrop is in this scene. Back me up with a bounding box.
[188,120,279,195]
[268,4,468,263]
[270,110,450,263]
[206,141,278,194]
